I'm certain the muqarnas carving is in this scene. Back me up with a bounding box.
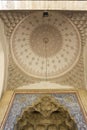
[14,96,78,130]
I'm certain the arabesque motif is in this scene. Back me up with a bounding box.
[14,96,77,130]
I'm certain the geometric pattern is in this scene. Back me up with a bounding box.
[1,91,87,130]
[11,12,81,79]
[0,11,86,89]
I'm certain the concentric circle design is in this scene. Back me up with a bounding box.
[11,12,81,79]
[30,24,62,58]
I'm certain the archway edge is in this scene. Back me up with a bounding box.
[0,18,9,98]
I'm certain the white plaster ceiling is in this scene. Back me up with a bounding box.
[0,11,86,90]
[10,12,81,79]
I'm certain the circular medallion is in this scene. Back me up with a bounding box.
[11,12,81,79]
[30,24,62,58]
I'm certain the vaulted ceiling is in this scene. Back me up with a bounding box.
[0,11,87,90]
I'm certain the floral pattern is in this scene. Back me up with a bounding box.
[3,93,87,130]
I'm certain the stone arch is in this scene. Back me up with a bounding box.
[0,18,9,98]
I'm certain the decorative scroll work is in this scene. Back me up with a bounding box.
[14,96,78,130]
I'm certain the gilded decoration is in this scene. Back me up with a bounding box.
[14,96,77,130]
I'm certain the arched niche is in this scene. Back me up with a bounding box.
[0,18,9,98]
[14,96,77,130]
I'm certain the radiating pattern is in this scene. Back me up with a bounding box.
[11,12,81,79]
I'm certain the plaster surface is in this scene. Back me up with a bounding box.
[0,1,87,10]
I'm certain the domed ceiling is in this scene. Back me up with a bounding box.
[0,11,86,89]
[10,12,81,79]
